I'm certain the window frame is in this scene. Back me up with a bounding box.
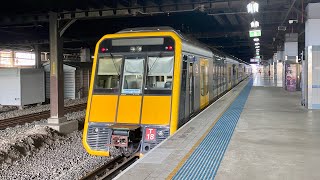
[144,54,175,95]
[93,55,123,94]
[121,56,146,95]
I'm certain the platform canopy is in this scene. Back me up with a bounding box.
[0,0,312,62]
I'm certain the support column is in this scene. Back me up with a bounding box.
[40,12,78,133]
[305,3,320,109]
[273,53,277,80]
[284,33,299,92]
[34,45,42,68]
[80,48,90,62]
[276,46,284,87]
[49,12,64,121]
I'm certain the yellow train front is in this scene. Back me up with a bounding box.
[83,27,251,157]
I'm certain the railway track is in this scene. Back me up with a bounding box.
[0,103,87,130]
[81,155,138,180]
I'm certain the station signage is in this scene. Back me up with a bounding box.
[249,29,261,37]
[250,58,260,63]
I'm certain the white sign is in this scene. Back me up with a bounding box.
[250,58,260,63]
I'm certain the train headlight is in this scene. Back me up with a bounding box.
[157,130,164,137]
[136,46,142,52]
[130,46,136,52]
[130,46,142,52]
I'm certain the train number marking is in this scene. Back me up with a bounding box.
[145,128,156,141]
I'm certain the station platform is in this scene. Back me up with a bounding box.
[115,75,320,180]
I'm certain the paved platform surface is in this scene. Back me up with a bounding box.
[115,75,320,180]
[215,75,320,180]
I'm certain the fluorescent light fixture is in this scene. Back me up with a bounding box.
[247,1,259,13]
[253,38,259,42]
[255,46,260,49]
[255,43,260,46]
[250,20,260,28]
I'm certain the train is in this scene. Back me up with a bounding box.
[82,27,251,157]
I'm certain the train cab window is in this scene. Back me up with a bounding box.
[145,56,174,95]
[121,58,145,94]
[94,56,122,93]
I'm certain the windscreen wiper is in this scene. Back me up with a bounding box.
[109,52,120,76]
[148,57,159,74]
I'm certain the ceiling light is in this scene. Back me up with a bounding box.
[250,20,260,28]
[255,43,260,46]
[253,38,259,42]
[255,46,260,49]
[247,1,259,14]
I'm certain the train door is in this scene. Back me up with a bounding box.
[227,65,232,90]
[116,57,144,124]
[200,59,209,109]
[221,64,224,93]
[224,65,227,92]
[219,65,222,95]
[189,62,194,116]
[217,64,221,97]
[232,64,236,87]
[212,62,217,99]
[178,58,188,127]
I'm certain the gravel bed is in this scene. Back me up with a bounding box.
[0,98,87,120]
[65,110,86,123]
[0,110,86,143]
[0,109,86,165]
[0,130,118,180]
[0,106,18,113]
[0,108,119,180]
[0,126,63,165]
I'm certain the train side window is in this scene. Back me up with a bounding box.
[94,56,122,93]
[145,56,174,95]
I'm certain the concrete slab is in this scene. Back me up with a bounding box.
[36,119,78,134]
[47,117,67,124]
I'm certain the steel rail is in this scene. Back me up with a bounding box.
[0,103,87,130]
[81,155,138,180]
